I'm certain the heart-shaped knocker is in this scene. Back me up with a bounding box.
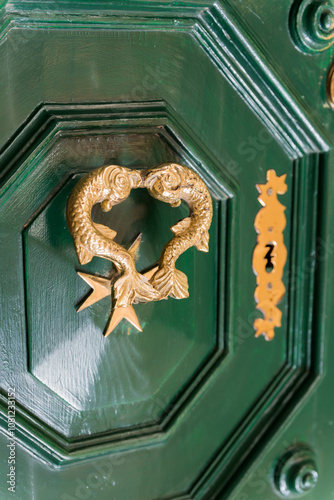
[67,163,213,336]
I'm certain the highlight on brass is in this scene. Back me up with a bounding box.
[252,169,287,341]
[66,163,213,337]
[327,63,334,108]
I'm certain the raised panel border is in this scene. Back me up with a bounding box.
[0,2,328,498]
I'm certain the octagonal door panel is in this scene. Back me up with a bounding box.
[0,1,331,500]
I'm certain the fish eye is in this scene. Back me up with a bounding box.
[163,172,175,184]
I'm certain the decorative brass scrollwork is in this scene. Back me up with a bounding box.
[252,169,287,341]
[67,163,213,336]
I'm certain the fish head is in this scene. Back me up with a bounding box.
[100,165,142,211]
[144,164,184,207]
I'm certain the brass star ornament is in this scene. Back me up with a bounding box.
[76,234,158,336]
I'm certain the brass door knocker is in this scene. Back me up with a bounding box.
[67,163,213,336]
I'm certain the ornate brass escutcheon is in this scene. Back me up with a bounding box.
[252,169,288,341]
[66,163,213,336]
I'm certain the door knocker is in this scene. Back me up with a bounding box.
[67,163,213,336]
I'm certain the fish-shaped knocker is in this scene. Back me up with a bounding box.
[67,163,213,336]
[145,164,213,300]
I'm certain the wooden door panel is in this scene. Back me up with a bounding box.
[0,1,332,499]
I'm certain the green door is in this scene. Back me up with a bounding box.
[1,1,334,499]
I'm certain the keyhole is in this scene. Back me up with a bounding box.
[265,243,275,272]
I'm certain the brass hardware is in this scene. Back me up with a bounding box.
[252,169,287,341]
[144,164,213,299]
[327,63,334,108]
[75,235,158,336]
[67,163,213,336]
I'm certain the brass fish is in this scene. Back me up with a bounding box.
[144,163,213,299]
[66,165,160,308]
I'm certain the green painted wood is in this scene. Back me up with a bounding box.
[0,1,332,499]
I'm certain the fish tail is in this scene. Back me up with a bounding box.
[114,270,161,307]
[150,266,189,300]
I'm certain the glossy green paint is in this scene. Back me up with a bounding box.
[0,1,333,499]
[23,161,220,434]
